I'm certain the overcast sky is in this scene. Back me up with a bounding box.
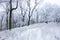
[44,0,60,5]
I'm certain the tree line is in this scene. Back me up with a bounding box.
[0,0,60,30]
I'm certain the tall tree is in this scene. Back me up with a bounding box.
[27,0,38,25]
[9,0,18,29]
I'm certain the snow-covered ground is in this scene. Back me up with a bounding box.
[0,22,60,40]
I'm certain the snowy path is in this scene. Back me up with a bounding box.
[0,22,60,40]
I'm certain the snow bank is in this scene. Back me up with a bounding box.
[0,22,60,40]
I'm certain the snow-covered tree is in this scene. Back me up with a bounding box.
[27,0,40,25]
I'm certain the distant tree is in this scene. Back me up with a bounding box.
[20,2,27,26]
[1,3,9,29]
[13,16,18,28]
[5,3,10,29]
[35,10,39,23]
[0,14,5,30]
[41,5,53,23]
[54,8,60,23]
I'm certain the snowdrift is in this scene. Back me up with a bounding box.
[0,22,60,40]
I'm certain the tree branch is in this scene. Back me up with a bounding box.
[12,0,18,10]
[30,0,38,17]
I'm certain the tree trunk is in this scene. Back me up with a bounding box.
[6,12,8,29]
[9,10,12,29]
[9,0,13,29]
[28,16,30,25]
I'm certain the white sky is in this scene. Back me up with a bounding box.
[45,0,60,5]
[35,0,60,9]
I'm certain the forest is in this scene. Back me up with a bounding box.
[0,0,60,30]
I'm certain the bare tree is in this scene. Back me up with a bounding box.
[27,0,38,25]
[5,3,10,29]
[9,0,18,29]
[0,14,5,30]
[20,2,27,26]
[0,3,9,30]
